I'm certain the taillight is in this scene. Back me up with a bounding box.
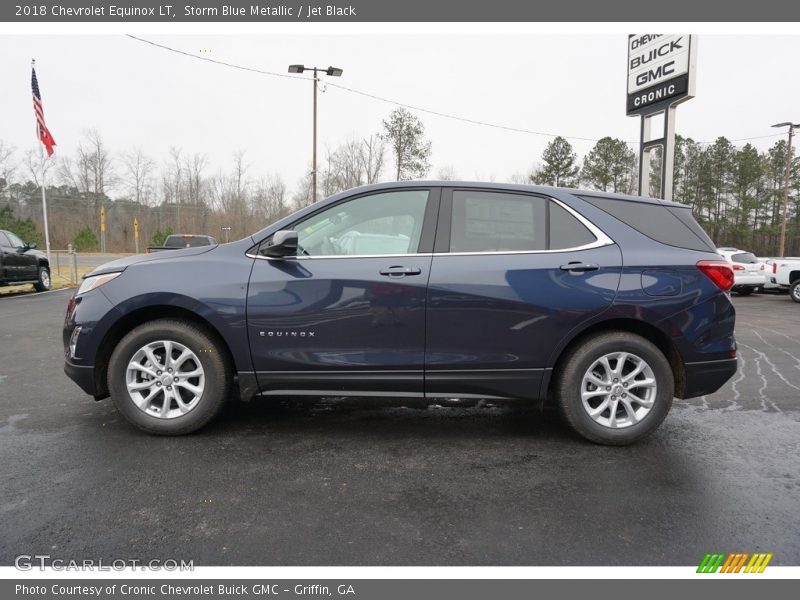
[773,263,777,274]
[697,260,735,292]
[760,264,765,271]
[732,264,745,271]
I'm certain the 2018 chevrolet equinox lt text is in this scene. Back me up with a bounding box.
[63,182,737,444]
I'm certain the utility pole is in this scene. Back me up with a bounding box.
[772,122,799,258]
[288,64,343,203]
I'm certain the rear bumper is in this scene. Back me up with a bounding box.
[733,274,765,287]
[681,358,738,398]
[64,360,98,397]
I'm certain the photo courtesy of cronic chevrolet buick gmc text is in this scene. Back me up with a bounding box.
[63,183,738,445]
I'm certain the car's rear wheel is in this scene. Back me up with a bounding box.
[791,281,800,303]
[33,266,51,292]
[554,332,673,445]
[107,319,231,435]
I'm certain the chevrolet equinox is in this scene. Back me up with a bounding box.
[64,182,737,444]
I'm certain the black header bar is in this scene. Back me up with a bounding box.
[3,0,800,22]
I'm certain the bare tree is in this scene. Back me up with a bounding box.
[436,165,459,181]
[80,129,117,197]
[120,147,156,205]
[251,174,288,225]
[183,152,208,206]
[0,141,16,189]
[360,135,385,184]
[23,148,56,187]
[162,146,183,205]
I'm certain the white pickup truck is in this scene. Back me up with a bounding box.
[772,258,800,302]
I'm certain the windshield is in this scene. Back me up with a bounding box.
[6,231,24,248]
[731,252,758,264]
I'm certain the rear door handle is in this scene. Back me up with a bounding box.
[560,262,599,273]
[379,266,422,277]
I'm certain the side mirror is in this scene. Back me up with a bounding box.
[264,230,298,258]
[27,242,37,250]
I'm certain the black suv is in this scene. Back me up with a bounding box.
[0,229,51,292]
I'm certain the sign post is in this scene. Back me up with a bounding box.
[627,34,696,199]
[99,205,107,253]
[133,217,140,253]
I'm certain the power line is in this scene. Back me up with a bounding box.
[124,34,614,145]
[125,34,785,148]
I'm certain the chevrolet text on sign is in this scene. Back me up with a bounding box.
[626,34,695,114]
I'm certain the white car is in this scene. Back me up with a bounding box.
[772,257,800,302]
[758,257,783,291]
[716,248,766,295]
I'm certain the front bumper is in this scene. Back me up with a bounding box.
[681,358,738,398]
[64,359,98,397]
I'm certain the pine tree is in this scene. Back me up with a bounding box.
[580,137,636,193]
[531,136,579,187]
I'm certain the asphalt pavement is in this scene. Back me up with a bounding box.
[1,290,798,566]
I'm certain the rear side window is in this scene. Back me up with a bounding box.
[449,191,597,253]
[581,196,715,252]
[731,252,758,264]
[451,191,547,252]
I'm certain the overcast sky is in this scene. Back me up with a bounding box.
[2,34,799,194]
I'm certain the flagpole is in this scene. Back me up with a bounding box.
[32,58,51,265]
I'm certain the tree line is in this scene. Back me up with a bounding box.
[1,107,797,256]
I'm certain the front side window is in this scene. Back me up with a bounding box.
[289,190,429,257]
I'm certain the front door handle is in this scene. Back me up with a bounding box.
[560,262,599,273]
[379,266,422,277]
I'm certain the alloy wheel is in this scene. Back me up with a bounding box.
[580,351,657,429]
[125,340,205,419]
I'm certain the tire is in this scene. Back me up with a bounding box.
[736,287,753,296]
[107,319,231,435]
[33,266,51,292]
[554,331,674,445]
[791,281,800,304]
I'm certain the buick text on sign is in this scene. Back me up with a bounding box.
[627,34,690,94]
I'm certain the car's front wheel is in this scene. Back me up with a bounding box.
[33,266,51,292]
[554,331,674,445]
[107,319,231,435]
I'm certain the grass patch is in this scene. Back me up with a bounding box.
[0,265,95,296]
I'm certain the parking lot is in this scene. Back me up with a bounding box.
[1,289,798,566]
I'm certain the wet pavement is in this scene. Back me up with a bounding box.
[1,289,798,565]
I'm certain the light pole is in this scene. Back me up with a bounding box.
[772,122,799,258]
[288,64,343,203]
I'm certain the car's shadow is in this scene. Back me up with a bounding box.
[200,395,576,442]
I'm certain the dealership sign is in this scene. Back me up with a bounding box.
[627,34,696,115]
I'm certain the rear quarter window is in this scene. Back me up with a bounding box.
[580,196,715,252]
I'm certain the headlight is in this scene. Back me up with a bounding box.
[77,272,122,296]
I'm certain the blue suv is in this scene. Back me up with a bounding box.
[63,182,737,444]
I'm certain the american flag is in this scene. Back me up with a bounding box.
[31,66,56,157]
